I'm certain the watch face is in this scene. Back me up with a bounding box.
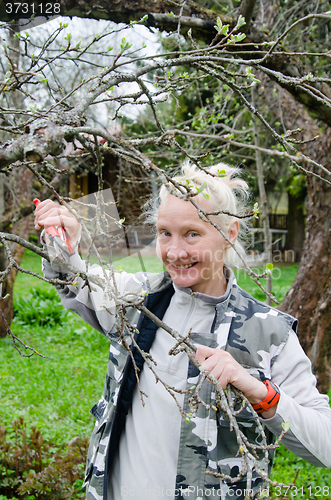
[269,380,278,392]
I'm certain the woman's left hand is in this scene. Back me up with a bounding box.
[194,346,276,417]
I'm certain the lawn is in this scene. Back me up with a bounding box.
[0,250,330,499]
[2,250,110,445]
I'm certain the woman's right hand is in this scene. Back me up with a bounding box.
[34,199,82,248]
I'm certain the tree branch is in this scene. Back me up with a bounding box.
[2,3,331,126]
[238,0,258,28]
[0,120,64,168]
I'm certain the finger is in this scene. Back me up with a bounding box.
[35,202,74,227]
[38,216,77,235]
[200,356,224,381]
[195,345,215,364]
[36,205,63,221]
[34,199,57,215]
[37,215,81,248]
[35,205,71,228]
[34,210,61,230]
[206,367,227,389]
[34,201,58,225]
[36,206,67,219]
[199,350,239,388]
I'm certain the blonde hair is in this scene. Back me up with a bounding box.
[145,161,251,269]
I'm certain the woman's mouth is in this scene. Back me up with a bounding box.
[171,262,197,269]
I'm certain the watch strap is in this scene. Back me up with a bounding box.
[252,379,280,414]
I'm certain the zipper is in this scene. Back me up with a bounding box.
[166,295,196,373]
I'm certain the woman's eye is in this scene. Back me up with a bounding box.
[188,232,199,238]
[159,230,170,237]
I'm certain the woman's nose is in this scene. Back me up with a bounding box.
[166,244,188,261]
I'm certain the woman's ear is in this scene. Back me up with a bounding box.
[228,220,239,244]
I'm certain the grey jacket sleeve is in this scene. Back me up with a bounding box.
[42,247,167,336]
[265,329,331,467]
[42,248,119,335]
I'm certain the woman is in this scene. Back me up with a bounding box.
[35,163,331,500]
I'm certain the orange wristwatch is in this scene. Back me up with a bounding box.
[252,379,280,414]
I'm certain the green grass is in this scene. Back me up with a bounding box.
[235,263,299,304]
[270,445,331,499]
[1,310,110,445]
[113,252,164,274]
[12,250,51,296]
[1,250,330,498]
[0,251,109,445]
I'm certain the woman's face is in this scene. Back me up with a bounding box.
[156,195,238,297]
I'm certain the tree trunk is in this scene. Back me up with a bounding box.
[0,166,34,337]
[252,88,273,304]
[279,128,331,394]
[283,193,305,262]
[0,24,34,337]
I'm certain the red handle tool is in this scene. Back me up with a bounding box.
[33,198,74,255]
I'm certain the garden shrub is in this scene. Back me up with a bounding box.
[0,418,88,500]
[13,288,68,327]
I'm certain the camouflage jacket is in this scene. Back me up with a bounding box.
[46,259,331,500]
